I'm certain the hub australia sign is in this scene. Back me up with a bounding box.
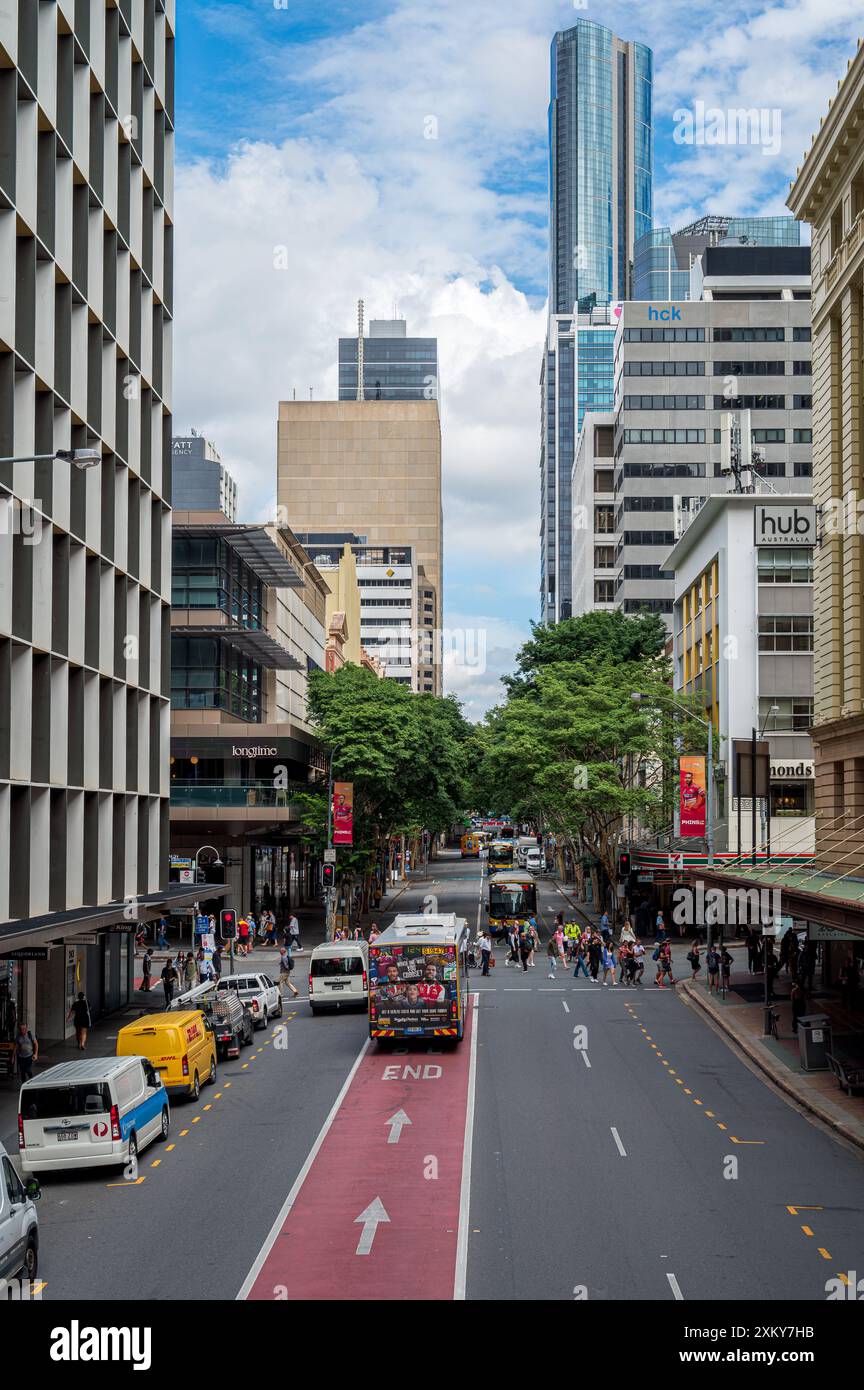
[754,503,817,547]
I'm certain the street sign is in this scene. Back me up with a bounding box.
[179,869,194,884]
[324,849,337,864]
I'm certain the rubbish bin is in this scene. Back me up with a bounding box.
[798,1014,832,1071]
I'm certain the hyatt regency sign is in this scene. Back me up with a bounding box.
[754,503,817,546]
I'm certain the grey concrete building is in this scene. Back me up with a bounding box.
[0,2,196,1041]
[610,244,813,622]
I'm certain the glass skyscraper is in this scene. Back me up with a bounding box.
[549,20,653,314]
[633,215,802,301]
[542,20,652,624]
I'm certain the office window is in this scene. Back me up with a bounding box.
[713,395,785,409]
[793,327,812,342]
[713,327,785,342]
[792,360,812,375]
[793,429,813,443]
[594,579,615,603]
[757,616,813,652]
[757,548,813,584]
[714,361,784,376]
[758,696,814,731]
[793,394,813,409]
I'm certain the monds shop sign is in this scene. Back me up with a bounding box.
[770,759,814,780]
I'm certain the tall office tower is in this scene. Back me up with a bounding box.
[607,244,813,624]
[277,402,443,694]
[0,3,180,1031]
[171,432,237,521]
[549,20,653,315]
[633,215,802,302]
[339,317,439,403]
[542,19,652,624]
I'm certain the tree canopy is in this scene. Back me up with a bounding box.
[503,609,668,697]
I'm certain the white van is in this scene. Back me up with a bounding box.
[0,1138,40,1285]
[308,939,369,1014]
[18,1057,170,1175]
[525,847,543,873]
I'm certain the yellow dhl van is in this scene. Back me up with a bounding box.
[116,1012,217,1101]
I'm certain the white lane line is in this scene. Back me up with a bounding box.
[667,1272,684,1301]
[562,1000,570,1014]
[454,993,480,1302]
[610,1127,627,1157]
[236,1037,370,1299]
[581,1052,592,1068]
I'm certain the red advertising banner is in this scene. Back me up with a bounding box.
[333,782,354,845]
[679,756,707,838]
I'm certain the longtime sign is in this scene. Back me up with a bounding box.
[754,502,817,547]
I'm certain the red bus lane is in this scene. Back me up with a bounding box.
[241,997,478,1302]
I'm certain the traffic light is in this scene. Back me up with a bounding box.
[617,851,632,879]
[220,908,237,938]
[322,863,335,888]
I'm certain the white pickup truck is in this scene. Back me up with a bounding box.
[217,972,283,1029]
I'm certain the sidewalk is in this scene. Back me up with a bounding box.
[681,967,864,1155]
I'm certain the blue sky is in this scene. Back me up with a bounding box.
[173,0,861,716]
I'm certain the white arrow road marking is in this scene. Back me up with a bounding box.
[667,1272,684,1301]
[610,1127,627,1157]
[386,1109,412,1144]
[355,1197,390,1256]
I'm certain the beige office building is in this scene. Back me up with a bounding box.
[277,401,443,694]
[788,39,864,873]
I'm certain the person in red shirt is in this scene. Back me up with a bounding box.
[417,963,445,1003]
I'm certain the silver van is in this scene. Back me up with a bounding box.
[308,940,369,1014]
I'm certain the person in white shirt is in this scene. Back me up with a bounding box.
[479,932,493,977]
[288,914,301,952]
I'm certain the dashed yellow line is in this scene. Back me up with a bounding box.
[166,1143,176,1152]
[150,1159,161,1168]
[191,1116,201,1125]
[818,1248,832,1261]
[802,1226,814,1237]
[179,1128,189,1137]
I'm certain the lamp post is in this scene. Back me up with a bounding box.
[192,845,223,954]
[631,692,714,868]
[0,448,102,468]
[751,704,779,867]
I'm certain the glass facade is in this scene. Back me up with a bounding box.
[549,21,653,314]
[172,537,264,628]
[633,215,801,301]
[171,636,262,721]
[338,336,439,401]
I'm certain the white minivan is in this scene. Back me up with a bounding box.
[0,1138,40,1285]
[308,940,369,1014]
[18,1057,170,1175]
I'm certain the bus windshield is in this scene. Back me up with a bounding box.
[489,881,537,920]
[488,843,513,866]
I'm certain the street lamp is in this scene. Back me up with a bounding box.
[0,448,102,469]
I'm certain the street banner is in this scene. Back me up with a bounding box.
[333,781,354,845]
[679,755,707,838]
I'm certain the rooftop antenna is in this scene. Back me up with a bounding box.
[309,387,313,400]
[292,387,296,401]
[357,298,365,402]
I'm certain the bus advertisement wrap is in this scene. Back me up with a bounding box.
[369,944,458,1031]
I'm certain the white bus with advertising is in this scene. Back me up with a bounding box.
[368,914,470,1043]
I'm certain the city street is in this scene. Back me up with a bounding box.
[15,854,864,1303]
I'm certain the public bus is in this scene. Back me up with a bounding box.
[487,839,514,872]
[369,914,471,1043]
[460,831,482,858]
[486,871,538,940]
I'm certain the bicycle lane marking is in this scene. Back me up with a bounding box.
[239,1004,478,1301]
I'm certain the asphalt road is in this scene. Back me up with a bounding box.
[26,853,864,1302]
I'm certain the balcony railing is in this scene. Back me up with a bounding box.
[170,781,299,809]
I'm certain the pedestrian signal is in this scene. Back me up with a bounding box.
[220,908,237,938]
[322,863,335,888]
[617,852,632,879]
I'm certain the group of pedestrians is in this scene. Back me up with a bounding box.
[686,942,733,992]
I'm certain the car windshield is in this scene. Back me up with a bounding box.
[312,957,365,977]
[21,1082,111,1119]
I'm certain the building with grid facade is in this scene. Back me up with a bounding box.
[0,2,185,1038]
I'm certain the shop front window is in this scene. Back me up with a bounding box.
[771,782,813,817]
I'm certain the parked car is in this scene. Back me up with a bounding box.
[19,1057,170,1173]
[309,940,369,1014]
[217,972,282,1029]
[0,1138,40,1284]
[206,993,254,1058]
